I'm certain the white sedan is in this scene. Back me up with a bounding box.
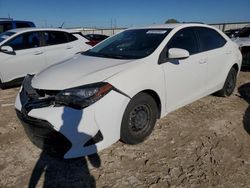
[0,28,91,88]
[15,23,242,159]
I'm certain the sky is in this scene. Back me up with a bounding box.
[0,0,250,28]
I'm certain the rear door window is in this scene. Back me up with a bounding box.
[195,27,226,52]
[43,31,69,46]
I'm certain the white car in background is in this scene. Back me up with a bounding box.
[15,23,242,159]
[232,24,250,67]
[0,28,91,88]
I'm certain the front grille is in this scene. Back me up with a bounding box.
[18,75,105,157]
[35,89,59,98]
[16,110,72,157]
[20,75,58,113]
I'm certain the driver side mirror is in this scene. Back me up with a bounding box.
[168,48,190,59]
[0,46,14,54]
[158,47,190,64]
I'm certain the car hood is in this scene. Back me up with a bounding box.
[32,54,135,90]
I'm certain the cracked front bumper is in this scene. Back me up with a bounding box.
[15,76,130,159]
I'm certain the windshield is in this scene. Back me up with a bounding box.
[82,29,171,59]
[0,31,15,43]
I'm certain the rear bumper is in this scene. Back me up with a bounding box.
[15,75,130,159]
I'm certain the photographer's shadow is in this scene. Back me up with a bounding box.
[29,107,101,188]
[238,82,250,134]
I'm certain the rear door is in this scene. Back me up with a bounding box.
[195,27,229,92]
[42,31,81,67]
[0,31,46,82]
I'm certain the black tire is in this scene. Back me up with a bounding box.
[120,92,158,145]
[0,80,4,89]
[216,67,237,97]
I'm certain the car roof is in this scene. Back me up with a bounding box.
[85,34,108,36]
[129,23,214,30]
[0,18,13,21]
[7,23,216,34]
[6,27,72,34]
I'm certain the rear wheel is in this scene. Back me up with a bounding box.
[216,67,237,97]
[120,93,158,144]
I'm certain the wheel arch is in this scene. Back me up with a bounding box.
[139,89,162,119]
[232,63,239,73]
[0,72,3,86]
[0,71,2,80]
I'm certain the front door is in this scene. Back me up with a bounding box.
[160,28,207,112]
[0,31,46,82]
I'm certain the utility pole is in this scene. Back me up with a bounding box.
[114,19,117,28]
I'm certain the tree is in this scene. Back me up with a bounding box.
[165,19,179,24]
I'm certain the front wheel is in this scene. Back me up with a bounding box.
[0,79,4,89]
[216,67,237,97]
[120,93,158,145]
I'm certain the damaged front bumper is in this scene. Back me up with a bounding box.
[15,75,130,159]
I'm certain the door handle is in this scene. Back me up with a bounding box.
[33,51,43,55]
[199,59,207,64]
[66,46,73,49]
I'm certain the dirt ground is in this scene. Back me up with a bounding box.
[0,71,250,188]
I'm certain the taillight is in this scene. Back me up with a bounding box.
[86,41,95,46]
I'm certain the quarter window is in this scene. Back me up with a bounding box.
[67,33,78,42]
[196,27,226,52]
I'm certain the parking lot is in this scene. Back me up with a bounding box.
[0,70,249,187]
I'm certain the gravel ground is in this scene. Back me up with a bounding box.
[0,71,250,188]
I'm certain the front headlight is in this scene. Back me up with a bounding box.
[55,82,113,109]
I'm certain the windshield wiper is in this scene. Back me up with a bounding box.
[99,53,130,59]
[82,51,135,59]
